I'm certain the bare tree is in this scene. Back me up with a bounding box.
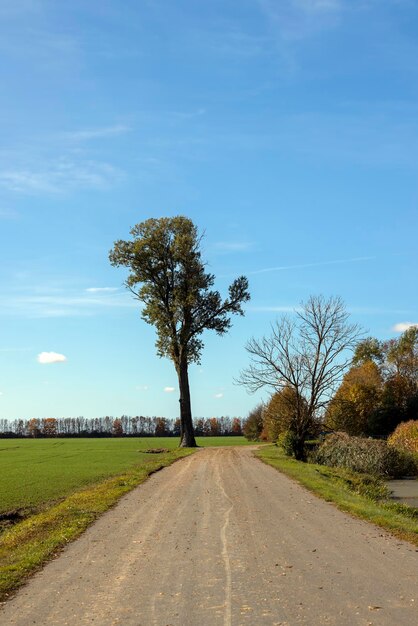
[238,295,362,460]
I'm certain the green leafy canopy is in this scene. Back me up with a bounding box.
[109,216,250,365]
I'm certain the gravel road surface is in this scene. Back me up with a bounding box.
[1,447,417,625]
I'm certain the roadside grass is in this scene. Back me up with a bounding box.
[0,448,194,601]
[256,446,418,547]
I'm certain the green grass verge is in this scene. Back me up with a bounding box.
[256,446,418,547]
[0,448,194,601]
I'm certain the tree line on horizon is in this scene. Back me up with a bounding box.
[0,415,243,439]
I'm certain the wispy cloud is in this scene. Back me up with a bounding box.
[62,125,131,142]
[258,0,342,42]
[136,385,149,391]
[0,119,129,196]
[0,287,136,318]
[0,160,124,194]
[214,241,254,252]
[0,208,19,219]
[249,305,301,313]
[37,351,67,364]
[393,321,418,332]
[86,287,119,293]
[0,1,43,19]
[169,108,207,120]
[164,386,175,393]
[214,392,224,399]
[249,255,375,275]
[202,28,268,59]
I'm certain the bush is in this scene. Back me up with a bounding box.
[313,432,418,478]
[314,465,390,500]
[277,430,297,457]
[243,405,264,441]
[388,420,418,455]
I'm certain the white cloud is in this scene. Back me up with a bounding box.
[164,386,175,393]
[214,393,224,399]
[393,322,418,332]
[37,351,67,364]
[86,287,119,293]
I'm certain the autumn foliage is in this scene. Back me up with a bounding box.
[326,327,418,437]
[388,420,418,455]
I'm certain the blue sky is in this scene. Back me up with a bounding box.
[1,0,417,420]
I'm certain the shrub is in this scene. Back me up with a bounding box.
[388,420,418,455]
[314,465,390,500]
[313,432,417,478]
[277,430,297,457]
[243,405,264,441]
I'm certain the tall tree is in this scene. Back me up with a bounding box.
[109,216,250,447]
[239,296,362,459]
[325,360,383,436]
[342,328,418,436]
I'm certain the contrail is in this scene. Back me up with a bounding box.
[249,255,376,276]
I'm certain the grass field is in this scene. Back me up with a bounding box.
[0,436,251,515]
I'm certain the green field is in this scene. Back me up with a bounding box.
[0,437,251,514]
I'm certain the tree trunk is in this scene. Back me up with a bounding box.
[292,436,307,462]
[177,358,197,447]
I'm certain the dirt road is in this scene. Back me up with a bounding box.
[1,447,417,625]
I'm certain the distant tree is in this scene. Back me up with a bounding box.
[194,418,205,436]
[112,419,124,437]
[109,216,250,447]
[173,418,181,437]
[243,404,264,441]
[231,417,242,436]
[42,418,58,437]
[155,417,169,436]
[239,296,362,460]
[28,418,41,438]
[209,417,220,436]
[325,361,383,436]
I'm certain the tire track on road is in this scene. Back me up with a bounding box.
[214,450,234,626]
